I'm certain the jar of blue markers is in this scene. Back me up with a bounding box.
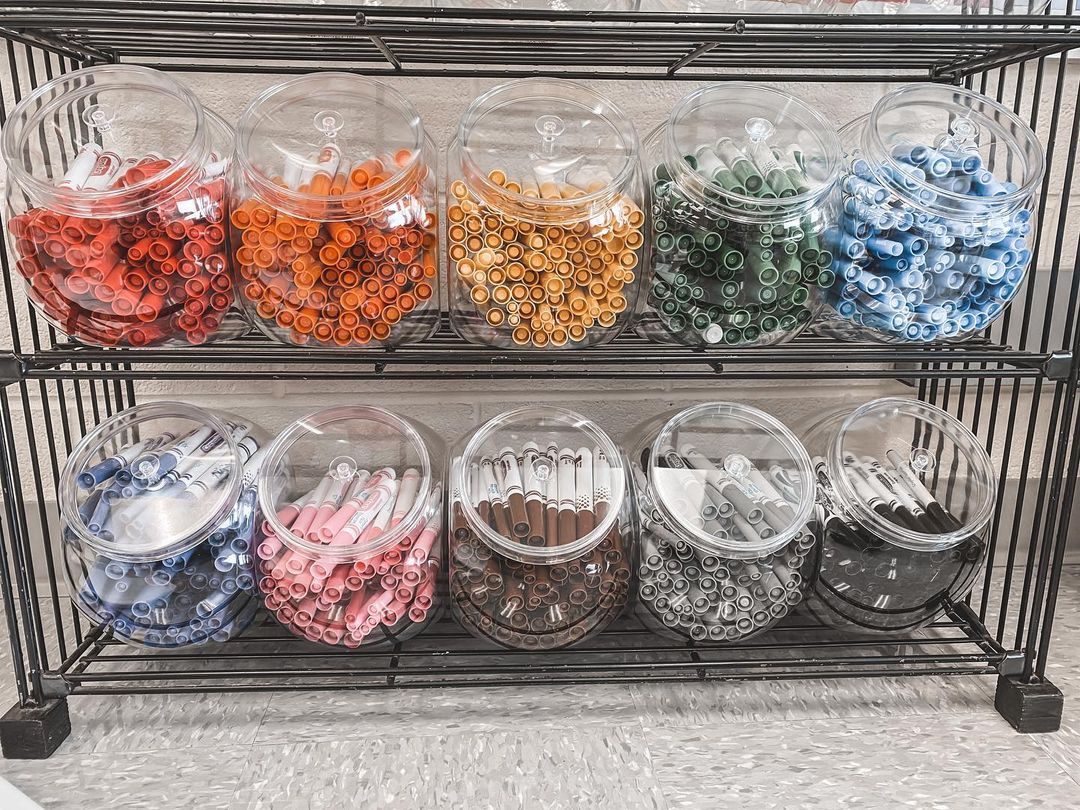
[59,402,268,648]
[818,84,1044,343]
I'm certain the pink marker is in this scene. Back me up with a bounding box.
[334,478,398,546]
[366,589,394,617]
[408,605,429,623]
[357,488,398,545]
[344,588,369,630]
[389,468,420,528]
[289,474,335,539]
[257,533,284,561]
[308,469,370,541]
[407,502,443,565]
[322,568,349,602]
[318,467,396,540]
[322,626,344,646]
[289,567,314,599]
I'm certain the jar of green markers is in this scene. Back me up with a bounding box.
[638,84,844,347]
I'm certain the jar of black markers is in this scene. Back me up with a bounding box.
[801,397,994,635]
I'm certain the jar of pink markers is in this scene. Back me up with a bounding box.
[253,406,444,648]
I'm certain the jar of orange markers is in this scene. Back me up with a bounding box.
[2,65,246,347]
[445,79,647,349]
[231,74,439,348]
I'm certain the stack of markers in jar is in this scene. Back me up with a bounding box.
[824,140,1032,342]
[255,466,442,647]
[649,139,835,346]
[447,170,645,348]
[232,147,438,347]
[635,446,817,643]
[8,142,234,347]
[449,444,632,650]
[812,451,985,632]
[67,421,263,647]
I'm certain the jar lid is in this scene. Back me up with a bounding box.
[455,406,626,565]
[456,78,638,218]
[58,402,245,561]
[645,402,815,558]
[664,83,842,211]
[1,65,209,217]
[828,397,996,551]
[258,406,434,561]
[862,83,1044,217]
[237,73,425,218]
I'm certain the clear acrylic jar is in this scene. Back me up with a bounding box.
[58,402,266,648]
[629,403,819,643]
[817,84,1044,343]
[801,397,993,634]
[255,406,444,648]
[232,74,439,348]
[638,84,842,348]
[449,407,633,649]
[2,65,246,348]
[445,79,646,349]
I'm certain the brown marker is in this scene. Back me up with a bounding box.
[481,457,512,538]
[557,447,577,545]
[575,447,595,540]
[451,485,471,542]
[499,445,530,539]
[522,441,546,546]
[544,443,560,547]
[469,463,490,528]
[593,446,612,524]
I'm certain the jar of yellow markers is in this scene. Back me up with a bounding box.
[445,79,647,349]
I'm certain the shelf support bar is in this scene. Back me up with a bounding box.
[357,12,402,71]
[667,19,745,75]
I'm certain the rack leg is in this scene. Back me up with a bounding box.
[995,675,1064,733]
[0,698,70,758]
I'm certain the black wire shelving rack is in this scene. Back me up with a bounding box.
[0,1,1078,758]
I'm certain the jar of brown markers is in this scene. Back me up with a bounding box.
[448,406,634,650]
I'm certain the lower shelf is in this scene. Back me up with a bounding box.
[55,602,1006,695]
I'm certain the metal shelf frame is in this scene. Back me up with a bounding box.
[0,1,1078,757]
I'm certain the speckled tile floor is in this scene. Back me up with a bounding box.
[1,569,1079,809]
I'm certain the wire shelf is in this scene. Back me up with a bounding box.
[1,2,1078,82]
[9,321,1061,382]
[57,604,1005,695]
[0,1,1079,756]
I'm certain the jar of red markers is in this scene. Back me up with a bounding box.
[1,65,246,347]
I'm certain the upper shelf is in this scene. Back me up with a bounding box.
[5,323,1060,382]
[1,2,1078,83]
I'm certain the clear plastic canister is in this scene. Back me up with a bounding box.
[629,403,819,643]
[817,84,1044,343]
[58,403,267,648]
[449,407,633,649]
[232,74,439,348]
[2,65,245,348]
[445,79,646,349]
[255,406,444,648]
[801,397,994,634]
[638,84,843,348]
